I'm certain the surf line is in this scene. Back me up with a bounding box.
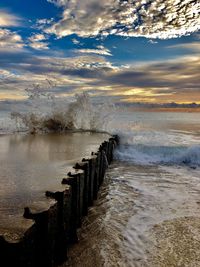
[0,134,119,267]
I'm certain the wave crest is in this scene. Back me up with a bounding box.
[115,144,200,167]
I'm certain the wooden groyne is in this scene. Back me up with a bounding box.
[0,134,119,267]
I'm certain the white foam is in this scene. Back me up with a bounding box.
[115,144,200,167]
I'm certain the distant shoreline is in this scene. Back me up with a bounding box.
[127,107,200,113]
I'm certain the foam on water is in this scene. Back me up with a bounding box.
[109,110,200,168]
[115,144,200,167]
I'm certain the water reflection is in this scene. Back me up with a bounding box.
[0,132,109,225]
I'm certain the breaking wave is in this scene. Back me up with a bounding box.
[10,89,115,134]
[1,83,199,169]
[115,144,200,167]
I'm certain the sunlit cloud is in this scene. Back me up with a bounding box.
[0,45,199,103]
[0,9,21,27]
[28,41,49,50]
[0,53,115,98]
[74,46,112,56]
[167,42,200,52]
[0,28,24,51]
[28,33,49,50]
[0,0,199,107]
[28,33,46,42]
[46,0,200,39]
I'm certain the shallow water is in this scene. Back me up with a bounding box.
[61,111,200,267]
[0,132,109,235]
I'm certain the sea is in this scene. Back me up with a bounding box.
[0,94,200,267]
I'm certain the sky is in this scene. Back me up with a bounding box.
[0,0,199,104]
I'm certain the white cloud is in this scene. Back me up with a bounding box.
[34,18,54,30]
[0,9,21,27]
[29,41,49,50]
[45,0,119,38]
[46,0,200,39]
[0,49,199,103]
[167,42,200,52]
[28,33,49,50]
[72,38,80,45]
[148,40,158,44]
[36,18,54,25]
[47,0,67,7]
[75,46,112,56]
[28,33,46,42]
[0,28,24,51]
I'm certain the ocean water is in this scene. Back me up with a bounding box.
[106,111,200,267]
[0,95,200,266]
[62,110,200,267]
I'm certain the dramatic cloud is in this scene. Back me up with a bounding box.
[0,28,24,51]
[46,0,200,39]
[0,45,199,103]
[0,52,115,98]
[0,9,21,27]
[0,0,199,105]
[97,56,200,103]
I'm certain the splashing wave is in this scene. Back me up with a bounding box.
[10,92,115,134]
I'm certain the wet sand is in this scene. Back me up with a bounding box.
[149,217,200,267]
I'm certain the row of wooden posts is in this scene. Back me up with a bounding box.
[0,135,119,267]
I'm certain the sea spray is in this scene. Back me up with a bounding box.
[9,88,115,133]
[1,91,200,169]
